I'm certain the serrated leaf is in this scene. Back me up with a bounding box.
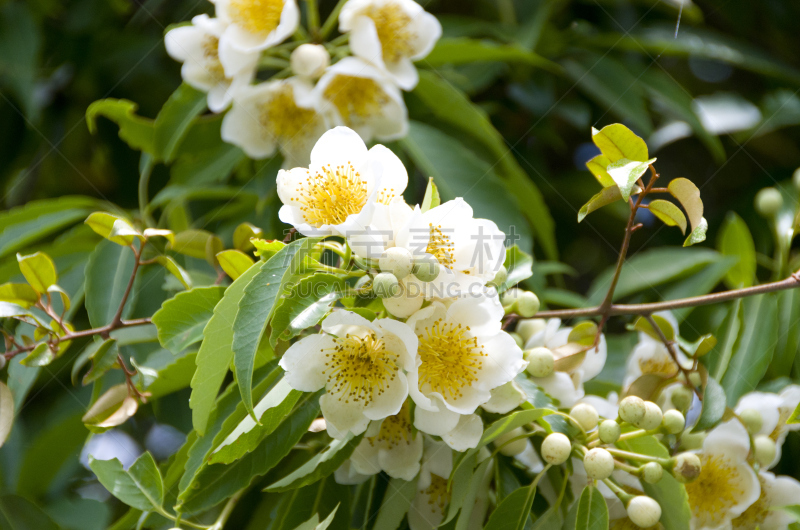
[155,255,192,290]
[575,485,609,530]
[269,273,344,348]
[0,382,13,449]
[170,229,224,265]
[82,338,119,385]
[606,158,656,202]
[717,212,756,289]
[217,249,255,280]
[591,124,649,162]
[85,240,136,328]
[649,200,687,234]
[85,212,142,246]
[421,177,441,212]
[585,155,615,187]
[578,186,625,222]
[693,376,726,432]
[89,452,163,511]
[0,283,38,307]
[233,223,263,252]
[502,245,533,293]
[152,286,225,354]
[668,178,704,231]
[86,98,155,156]
[16,251,57,293]
[266,433,362,492]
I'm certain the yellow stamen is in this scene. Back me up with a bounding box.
[638,355,678,377]
[229,0,283,36]
[423,475,450,511]
[364,2,416,64]
[731,474,769,529]
[685,454,747,527]
[259,85,322,144]
[426,224,455,269]
[418,319,485,400]
[290,162,368,226]
[371,401,412,447]
[201,36,226,81]
[323,332,398,405]
[323,75,390,125]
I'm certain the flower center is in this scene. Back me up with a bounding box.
[229,0,283,36]
[426,224,455,270]
[418,319,485,400]
[423,475,450,511]
[323,75,390,124]
[292,163,369,227]
[685,454,747,526]
[638,355,677,377]
[364,2,415,64]
[259,86,322,143]
[323,332,398,405]
[201,36,226,82]
[372,401,412,447]
[731,476,769,529]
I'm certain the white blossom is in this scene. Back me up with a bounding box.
[213,0,298,53]
[734,385,800,468]
[408,438,453,530]
[731,471,800,529]
[290,43,330,79]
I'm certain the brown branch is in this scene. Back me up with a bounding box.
[106,244,143,333]
[645,315,700,401]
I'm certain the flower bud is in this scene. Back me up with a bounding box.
[494,427,528,456]
[680,431,705,451]
[372,272,399,298]
[627,496,662,528]
[670,386,692,412]
[738,408,763,435]
[509,332,524,349]
[598,419,621,444]
[637,401,663,431]
[688,371,702,388]
[354,274,371,292]
[517,291,540,318]
[754,435,776,467]
[501,288,521,307]
[794,167,800,191]
[379,247,414,279]
[641,462,663,484]
[755,187,783,217]
[619,396,646,425]
[541,433,572,465]
[673,452,701,483]
[516,318,546,343]
[662,409,685,434]
[488,265,507,288]
[524,347,554,378]
[290,43,330,78]
[583,448,614,479]
[570,403,599,432]
[412,253,439,282]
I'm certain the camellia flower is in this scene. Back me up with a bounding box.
[406,292,527,449]
[316,57,408,143]
[164,15,258,112]
[684,419,760,529]
[734,385,800,467]
[339,0,442,90]
[221,77,327,166]
[408,438,453,530]
[276,126,408,237]
[394,198,506,300]
[213,0,299,53]
[730,471,800,529]
[279,310,417,439]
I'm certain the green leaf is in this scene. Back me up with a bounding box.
[190,262,261,435]
[591,124,650,163]
[85,212,142,246]
[717,212,756,289]
[170,229,224,265]
[707,300,743,382]
[605,158,656,202]
[578,186,625,222]
[0,381,13,449]
[721,294,778,406]
[21,343,56,367]
[575,485,609,530]
[454,456,492,530]
[270,273,345,347]
[649,200,687,234]
[233,238,319,419]
[693,376,726,433]
[233,223,263,252]
[483,480,537,530]
[89,452,164,512]
[771,289,800,378]
[0,282,38,307]
[372,478,417,530]
[424,37,554,69]
[152,286,225,353]
[153,83,207,162]
[421,177,441,212]
[266,433,363,492]
[155,255,192,290]
[82,384,138,431]
[217,250,255,280]
[668,178,704,232]
[85,240,136,328]
[292,505,339,530]
[209,378,301,465]
[86,98,155,156]
[788,402,800,424]
[502,245,533,292]
[142,350,198,399]
[629,315,675,342]
[16,251,57,293]
[0,495,60,530]
[82,338,119,385]
[585,155,616,188]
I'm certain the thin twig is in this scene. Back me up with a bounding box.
[645,314,700,401]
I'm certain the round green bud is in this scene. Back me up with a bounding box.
[619,396,646,425]
[641,462,664,484]
[673,452,702,483]
[494,427,528,456]
[583,448,615,480]
[412,253,440,282]
[627,496,662,528]
[570,403,599,432]
[524,347,554,378]
[598,419,621,444]
[662,410,685,434]
[794,167,800,191]
[509,332,524,349]
[501,288,522,308]
[738,408,763,435]
[754,435,777,467]
[517,291,540,318]
[680,431,705,451]
[372,273,400,298]
[670,386,693,412]
[516,319,547,344]
[541,433,572,465]
[488,265,508,288]
[354,274,371,292]
[687,371,703,388]
[755,187,783,217]
[637,401,663,431]
[379,247,414,279]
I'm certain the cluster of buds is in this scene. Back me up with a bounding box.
[355,247,441,299]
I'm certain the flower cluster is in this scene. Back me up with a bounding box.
[165,0,441,166]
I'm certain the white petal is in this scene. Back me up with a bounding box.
[445,293,503,337]
[320,393,371,439]
[322,309,379,337]
[580,335,607,381]
[481,381,526,414]
[363,372,408,421]
[442,414,483,452]
[386,58,419,90]
[420,438,453,482]
[703,419,751,459]
[735,392,783,435]
[410,11,442,60]
[334,459,373,485]
[379,434,423,481]
[515,442,544,473]
[278,334,333,391]
[368,144,408,198]
[348,15,385,69]
[414,402,460,436]
[309,126,369,171]
[535,371,583,408]
[350,438,382,476]
[218,35,259,77]
[408,490,446,530]
[374,317,419,373]
[382,275,425,318]
[759,472,800,528]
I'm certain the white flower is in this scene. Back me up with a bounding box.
[685,419,760,530]
[290,43,330,79]
[221,77,328,166]
[735,385,800,468]
[623,315,690,389]
[481,381,526,414]
[346,196,414,260]
[279,310,417,439]
[731,471,800,530]
[164,15,258,112]
[523,319,607,408]
[394,198,506,300]
[346,401,423,481]
[213,0,298,53]
[276,127,408,237]
[316,57,408,142]
[406,292,526,448]
[408,438,453,530]
[339,0,442,90]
